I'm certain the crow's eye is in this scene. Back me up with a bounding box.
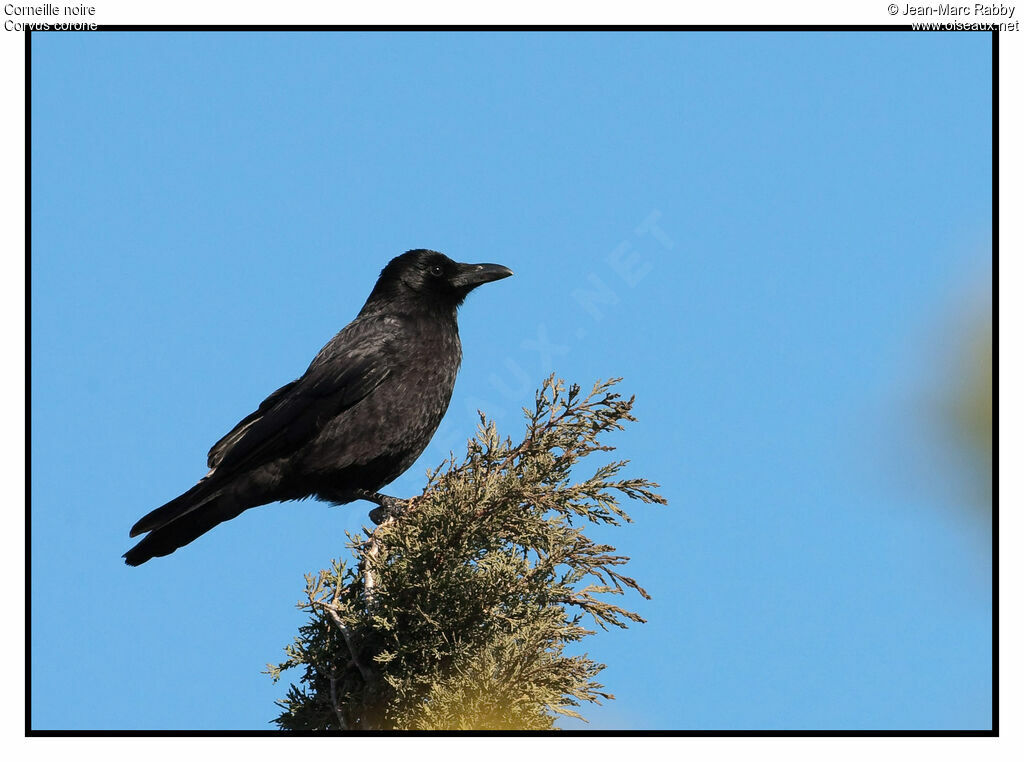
[429,264,444,277]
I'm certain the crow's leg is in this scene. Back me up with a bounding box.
[348,489,409,524]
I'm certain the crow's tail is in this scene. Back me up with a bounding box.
[129,479,223,539]
[123,489,252,566]
[124,479,246,566]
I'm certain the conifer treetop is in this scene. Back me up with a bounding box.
[269,376,667,730]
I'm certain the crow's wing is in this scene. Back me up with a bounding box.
[206,318,394,476]
[207,380,300,469]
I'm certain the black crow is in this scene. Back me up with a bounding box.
[124,249,512,566]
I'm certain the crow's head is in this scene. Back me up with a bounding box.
[366,249,513,310]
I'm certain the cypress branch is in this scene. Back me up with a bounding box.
[267,376,667,730]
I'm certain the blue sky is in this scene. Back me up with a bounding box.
[30,31,992,730]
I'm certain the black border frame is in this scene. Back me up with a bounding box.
[24,24,999,738]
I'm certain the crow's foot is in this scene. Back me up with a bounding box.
[349,490,409,524]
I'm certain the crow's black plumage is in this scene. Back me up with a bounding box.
[124,249,512,566]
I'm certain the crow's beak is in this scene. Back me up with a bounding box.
[451,262,514,290]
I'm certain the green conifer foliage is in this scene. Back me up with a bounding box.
[267,377,666,730]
